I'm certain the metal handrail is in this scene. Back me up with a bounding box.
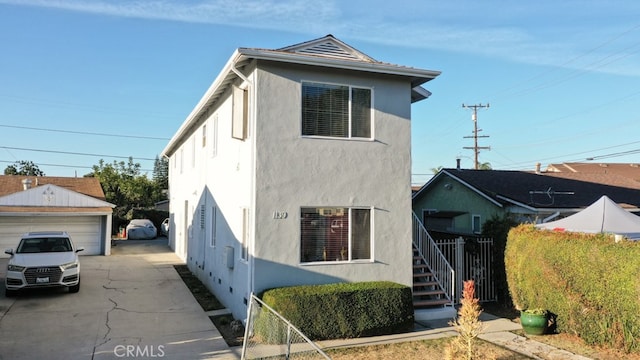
[412,212,455,305]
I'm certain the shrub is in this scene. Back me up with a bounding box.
[505,225,640,352]
[257,281,414,341]
[446,280,485,360]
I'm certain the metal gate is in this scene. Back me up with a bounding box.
[435,237,496,304]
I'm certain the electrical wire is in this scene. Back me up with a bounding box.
[0,124,170,141]
[0,146,157,161]
[0,159,154,173]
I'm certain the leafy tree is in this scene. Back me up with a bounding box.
[152,155,168,191]
[4,160,45,176]
[431,166,443,174]
[478,162,492,170]
[87,157,166,234]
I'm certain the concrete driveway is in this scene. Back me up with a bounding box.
[0,238,240,360]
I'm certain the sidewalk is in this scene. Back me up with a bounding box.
[317,313,592,360]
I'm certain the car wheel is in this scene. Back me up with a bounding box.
[5,288,17,297]
[69,280,80,293]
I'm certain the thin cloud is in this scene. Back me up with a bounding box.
[0,0,339,25]
[3,0,639,77]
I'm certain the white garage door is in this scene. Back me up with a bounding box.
[0,216,103,257]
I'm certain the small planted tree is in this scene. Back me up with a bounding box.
[446,280,485,360]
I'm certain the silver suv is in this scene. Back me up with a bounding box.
[4,231,84,296]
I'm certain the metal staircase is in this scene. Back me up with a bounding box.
[412,213,454,309]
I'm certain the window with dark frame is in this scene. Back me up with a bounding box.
[302,82,372,139]
[300,207,371,263]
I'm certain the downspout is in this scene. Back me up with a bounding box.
[231,63,252,86]
[236,61,256,320]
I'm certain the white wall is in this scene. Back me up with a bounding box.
[167,72,255,320]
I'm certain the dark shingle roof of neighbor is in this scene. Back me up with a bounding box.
[426,169,640,209]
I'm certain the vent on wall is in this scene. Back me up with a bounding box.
[200,205,206,229]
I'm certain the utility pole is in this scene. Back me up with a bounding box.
[462,103,490,170]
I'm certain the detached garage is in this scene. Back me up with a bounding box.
[0,176,115,257]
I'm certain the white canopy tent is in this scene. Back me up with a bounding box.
[536,195,640,240]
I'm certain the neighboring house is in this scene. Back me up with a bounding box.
[0,175,115,256]
[544,162,640,187]
[412,168,640,235]
[154,199,169,212]
[162,35,440,321]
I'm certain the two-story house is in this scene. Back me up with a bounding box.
[162,35,440,321]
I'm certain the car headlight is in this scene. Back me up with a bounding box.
[61,262,78,270]
[8,264,25,272]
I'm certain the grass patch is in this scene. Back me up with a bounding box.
[327,338,530,360]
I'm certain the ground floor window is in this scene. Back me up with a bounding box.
[300,207,371,263]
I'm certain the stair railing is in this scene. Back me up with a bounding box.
[412,212,454,305]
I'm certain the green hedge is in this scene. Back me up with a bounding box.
[257,281,414,341]
[505,225,640,352]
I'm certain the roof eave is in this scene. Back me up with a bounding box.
[162,50,243,157]
[239,48,441,86]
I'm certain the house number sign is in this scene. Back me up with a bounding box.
[273,211,288,219]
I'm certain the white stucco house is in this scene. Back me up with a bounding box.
[162,35,441,321]
[0,175,115,256]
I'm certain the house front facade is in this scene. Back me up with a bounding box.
[162,35,440,320]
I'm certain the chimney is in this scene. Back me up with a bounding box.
[456,158,461,170]
[22,178,32,190]
[535,163,541,174]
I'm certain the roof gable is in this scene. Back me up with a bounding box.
[0,184,114,208]
[0,175,107,200]
[277,35,376,62]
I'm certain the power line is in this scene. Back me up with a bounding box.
[0,124,170,141]
[488,22,640,102]
[0,146,157,161]
[0,159,154,173]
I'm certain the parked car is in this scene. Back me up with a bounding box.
[160,218,169,237]
[126,219,157,240]
[4,231,84,296]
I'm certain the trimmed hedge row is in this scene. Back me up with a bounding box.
[257,281,414,341]
[505,225,640,352]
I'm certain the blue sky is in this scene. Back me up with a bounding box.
[1,1,639,185]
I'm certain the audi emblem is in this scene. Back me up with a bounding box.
[36,268,49,273]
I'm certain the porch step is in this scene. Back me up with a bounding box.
[413,289,446,297]
[413,298,452,308]
[412,243,452,310]
[413,280,439,288]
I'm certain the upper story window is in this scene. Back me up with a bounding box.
[302,82,372,139]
